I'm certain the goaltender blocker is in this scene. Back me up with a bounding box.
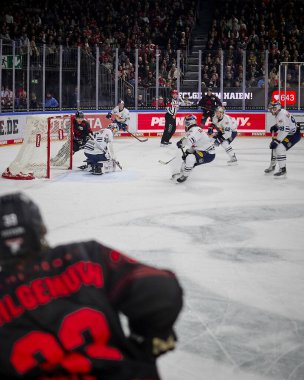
[0,192,183,380]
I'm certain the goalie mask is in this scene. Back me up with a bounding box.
[215,106,225,120]
[0,193,46,267]
[268,101,282,115]
[184,115,197,131]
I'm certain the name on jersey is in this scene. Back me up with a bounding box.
[0,261,103,326]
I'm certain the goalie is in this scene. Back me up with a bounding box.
[106,99,130,131]
[82,124,120,175]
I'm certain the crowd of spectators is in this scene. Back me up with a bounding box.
[0,0,198,108]
[203,0,304,89]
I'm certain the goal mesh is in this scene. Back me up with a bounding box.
[2,115,73,180]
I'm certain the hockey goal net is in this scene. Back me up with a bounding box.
[2,115,73,180]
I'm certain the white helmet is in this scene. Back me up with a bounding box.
[184,115,197,131]
[107,123,118,134]
[268,101,282,115]
[215,106,225,120]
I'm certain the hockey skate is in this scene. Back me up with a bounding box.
[91,164,103,175]
[78,160,89,170]
[264,160,276,174]
[176,175,188,183]
[274,167,286,178]
[171,173,180,180]
[227,154,237,165]
[160,141,172,147]
[264,165,276,174]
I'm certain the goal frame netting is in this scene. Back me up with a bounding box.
[2,115,73,180]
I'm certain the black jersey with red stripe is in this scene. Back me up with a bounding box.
[73,119,93,141]
[0,241,182,380]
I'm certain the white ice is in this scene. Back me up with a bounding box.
[1,136,304,380]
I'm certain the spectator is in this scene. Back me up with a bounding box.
[137,94,146,107]
[151,96,165,107]
[180,94,193,106]
[45,92,59,108]
[30,92,39,109]
[124,88,135,107]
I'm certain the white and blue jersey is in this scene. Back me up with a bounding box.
[84,129,114,163]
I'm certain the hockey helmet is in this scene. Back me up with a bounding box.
[184,115,197,131]
[75,111,84,119]
[118,99,125,110]
[215,106,225,120]
[107,123,118,134]
[0,193,46,267]
[268,101,282,115]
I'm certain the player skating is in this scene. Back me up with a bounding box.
[265,101,301,177]
[81,124,121,175]
[0,192,183,380]
[173,115,215,183]
[197,87,222,127]
[209,106,238,164]
[106,99,130,132]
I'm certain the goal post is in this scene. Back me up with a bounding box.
[2,115,73,180]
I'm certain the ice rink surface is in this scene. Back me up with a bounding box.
[1,136,304,380]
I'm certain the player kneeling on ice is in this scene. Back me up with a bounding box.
[173,115,216,183]
[82,124,121,175]
[209,106,237,164]
[265,101,301,177]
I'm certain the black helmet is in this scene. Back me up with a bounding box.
[75,111,84,118]
[0,193,46,266]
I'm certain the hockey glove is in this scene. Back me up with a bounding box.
[213,139,220,147]
[269,138,280,149]
[106,112,112,119]
[270,125,278,133]
[129,331,177,358]
[176,138,185,149]
[182,149,192,161]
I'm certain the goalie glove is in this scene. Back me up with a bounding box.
[269,138,280,149]
[106,112,112,119]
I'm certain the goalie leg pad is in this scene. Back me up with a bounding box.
[98,160,116,173]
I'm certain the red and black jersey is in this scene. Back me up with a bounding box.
[197,94,222,112]
[0,241,183,380]
[73,118,93,141]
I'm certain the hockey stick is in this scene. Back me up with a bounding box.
[158,156,177,165]
[127,130,148,142]
[158,146,185,165]
[114,159,122,170]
